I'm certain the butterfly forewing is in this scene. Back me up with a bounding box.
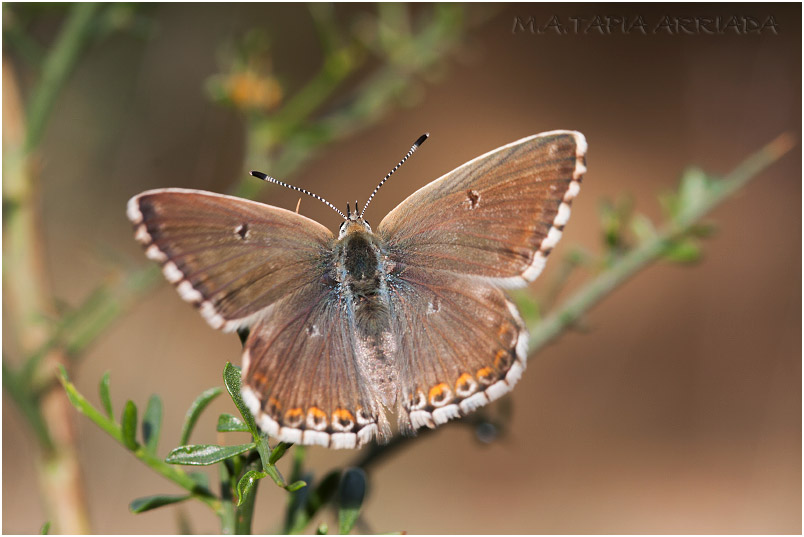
[128,189,333,332]
[378,131,587,287]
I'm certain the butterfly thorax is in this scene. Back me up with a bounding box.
[333,223,390,327]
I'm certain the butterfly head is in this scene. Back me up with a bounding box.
[339,201,372,239]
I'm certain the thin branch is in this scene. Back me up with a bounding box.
[57,367,223,514]
[527,133,796,353]
[25,3,103,151]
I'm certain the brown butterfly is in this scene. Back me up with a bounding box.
[127,131,587,448]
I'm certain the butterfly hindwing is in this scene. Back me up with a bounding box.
[241,280,389,448]
[386,265,527,431]
[378,131,587,287]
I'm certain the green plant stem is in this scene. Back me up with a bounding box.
[219,462,237,534]
[234,464,261,534]
[57,369,222,513]
[25,3,103,151]
[527,133,795,353]
[234,5,476,201]
[2,360,53,450]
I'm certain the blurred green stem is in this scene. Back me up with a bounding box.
[2,4,109,533]
[527,133,796,353]
[25,2,102,151]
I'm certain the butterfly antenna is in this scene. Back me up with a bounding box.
[359,133,429,219]
[250,171,347,220]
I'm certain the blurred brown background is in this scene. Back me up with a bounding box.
[3,3,800,534]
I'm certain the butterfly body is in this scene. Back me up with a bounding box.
[128,130,588,448]
[333,220,399,409]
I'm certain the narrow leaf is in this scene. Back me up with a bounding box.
[663,239,702,264]
[121,400,138,450]
[223,362,257,434]
[57,366,120,440]
[338,468,366,535]
[287,480,307,492]
[165,443,254,466]
[236,469,267,506]
[269,442,293,465]
[222,363,273,472]
[180,387,223,446]
[58,365,79,406]
[630,213,657,243]
[99,371,113,418]
[217,413,249,433]
[40,521,50,535]
[142,394,162,454]
[130,494,191,513]
[676,167,709,217]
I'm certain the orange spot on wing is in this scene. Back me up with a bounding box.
[429,383,449,401]
[455,373,474,391]
[251,372,269,386]
[494,349,507,369]
[334,409,354,423]
[477,367,495,382]
[308,407,327,420]
[284,408,304,425]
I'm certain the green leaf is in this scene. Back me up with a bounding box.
[316,523,329,535]
[99,371,113,418]
[217,413,249,433]
[223,362,257,433]
[599,196,634,251]
[338,468,366,535]
[269,442,293,465]
[165,443,255,466]
[287,480,307,492]
[222,363,275,476]
[236,469,267,506]
[130,494,191,513]
[676,167,709,216]
[121,400,138,450]
[180,386,223,446]
[662,239,702,264]
[142,394,162,454]
[40,521,50,535]
[630,213,657,243]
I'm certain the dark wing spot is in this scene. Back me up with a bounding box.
[236,223,249,239]
[466,189,480,209]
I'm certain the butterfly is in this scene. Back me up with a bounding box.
[127,130,587,449]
